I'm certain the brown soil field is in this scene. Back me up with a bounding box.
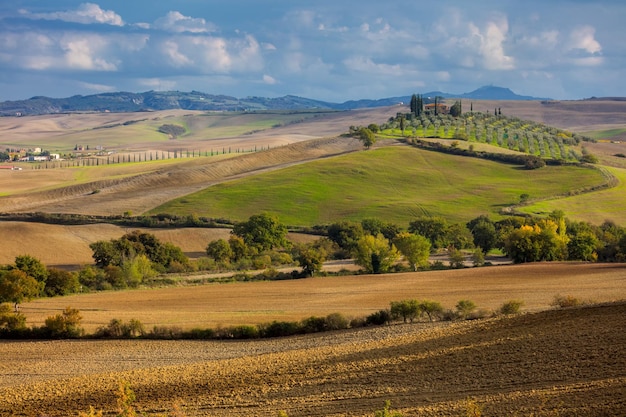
[19,262,626,332]
[1,301,624,416]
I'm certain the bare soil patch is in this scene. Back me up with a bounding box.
[1,301,624,416]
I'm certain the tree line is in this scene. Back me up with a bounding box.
[2,212,625,315]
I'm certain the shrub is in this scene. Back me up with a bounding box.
[185,327,216,339]
[258,320,300,338]
[551,294,582,308]
[150,325,183,339]
[300,316,327,333]
[390,300,420,323]
[420,300,444,322]
[374,400,403,417]
[217,325,259,339]
[455,300,477,319]
[499,300,524,315]
[350,316,367,328]
[366,309,391,326]
[325,312,349,330]
[0,303,27,334]
[43,307,83,338]
[94,318,145,338]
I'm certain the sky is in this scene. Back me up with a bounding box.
[0,1,624,102]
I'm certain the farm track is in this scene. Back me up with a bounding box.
[0,136,363,215]
[1,302,625,416]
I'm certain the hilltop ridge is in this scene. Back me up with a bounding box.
[0,86,553,116]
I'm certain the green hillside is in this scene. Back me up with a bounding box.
[149,145,607,227]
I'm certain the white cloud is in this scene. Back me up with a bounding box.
[138,78,178,90]
[343,56,404,77]
[78,81,115,92]
[154,11,217,33]
[569,25,602,54]
[162,40,193,67]
[21,3,124,26]
[163,34,262,74]
[62,36,118,70]
[479,17,515,70]
[262,42,277,51]
[263,74,277,84]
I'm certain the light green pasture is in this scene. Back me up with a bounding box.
[150,146,607,227]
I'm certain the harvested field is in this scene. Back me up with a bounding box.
[1,302,625,416]
[19,262,626,332]
[0,222,314,268]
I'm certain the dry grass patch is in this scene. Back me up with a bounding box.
[19,262,626,332]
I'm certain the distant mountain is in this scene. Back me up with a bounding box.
[0,86,551,116]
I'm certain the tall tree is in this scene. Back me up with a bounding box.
[0,269,42,308]
[410,94,418,115]
[393,232,431,271]
[355,234,399,274]
[232,213,289,251]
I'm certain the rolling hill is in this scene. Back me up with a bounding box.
[0,86,552,116]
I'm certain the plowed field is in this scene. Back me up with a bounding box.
[1,302,625,416]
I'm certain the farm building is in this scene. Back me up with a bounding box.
[424,103,449,114]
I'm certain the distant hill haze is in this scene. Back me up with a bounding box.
[0,86,553,116]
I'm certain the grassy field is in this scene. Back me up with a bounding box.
[150,145,608,226]
[518,166,626,224]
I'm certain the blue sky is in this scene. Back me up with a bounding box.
[1,1,624,102]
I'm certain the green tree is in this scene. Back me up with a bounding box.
[390,299,420,323]
[14,255,48,287]
[327,221,365,256]
[232,213,289,251]
[355,234,399,274]
[419,300,443,322]
[447,247,466,268]
[445,223,474,250]
[408,217,449,249]
[0,269,42,307]
[467,216,497,253]
[410,94,418,115]
[44,268,80,296]
[228,235,250,261]
[357,127,376,148]
[361,218,400,240]
[567,231,599,261]
[206,239,234,262]
[295,245,327,277]
[449,100,462,117]
[393,232,431,271]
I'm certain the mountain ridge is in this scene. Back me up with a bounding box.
[1,86,552,116]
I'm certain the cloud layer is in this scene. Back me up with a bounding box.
[1,1,624,101]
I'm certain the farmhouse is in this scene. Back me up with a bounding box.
[424,103,449,114]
